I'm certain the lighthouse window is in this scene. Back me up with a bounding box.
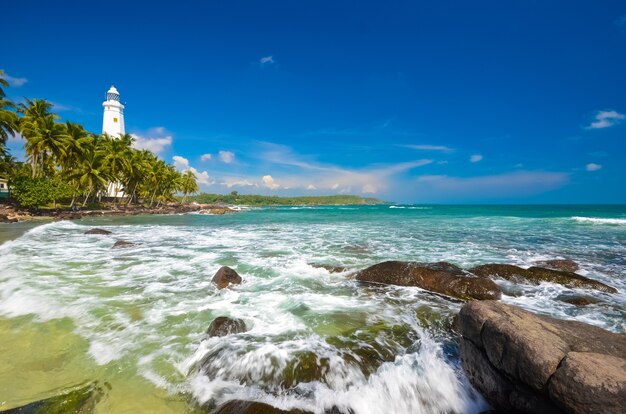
[113,118,118,123]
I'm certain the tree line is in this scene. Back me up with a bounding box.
[0,70,198,208]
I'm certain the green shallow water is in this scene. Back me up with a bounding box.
[0,205,624,413]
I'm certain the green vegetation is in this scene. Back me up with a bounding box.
[186,192,383,206]
[0,70,199,209]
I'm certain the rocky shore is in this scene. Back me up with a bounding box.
[3,250,624,413]
[0,202,237,223]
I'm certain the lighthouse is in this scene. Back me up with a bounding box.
[102,86,125,137]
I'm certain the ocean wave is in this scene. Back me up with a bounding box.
[389,206,431,210]
[571,216,626,225]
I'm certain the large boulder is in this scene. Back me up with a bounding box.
[469,263,617,293]
[458,301,626,413]
[211,266,242,289]
[355,261,502,301]
[85,228,112,235]
[206,317,247,337]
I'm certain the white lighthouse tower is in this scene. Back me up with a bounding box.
[102,86,125,137]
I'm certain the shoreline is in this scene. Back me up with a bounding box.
[0,203,238,224]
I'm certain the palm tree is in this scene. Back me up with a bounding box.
[22,114,69,177]
[66,147,110,207]
[0,71,19,149]
[18,99,63,177]
[179,170,199,203]
[99,133,133,201]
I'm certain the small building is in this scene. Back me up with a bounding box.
[0,178,9,198]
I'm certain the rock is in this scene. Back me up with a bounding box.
[0,213,18,223]
[213,400,351,414]
[84,228,112,235]
[212,266,242,289]
[458,301,626,413]
[207,316,247,337]
[469,263,617,293]
[534,259,579,273]
[1,381,104,413]
[214,400,313,414]
[355,261,502,301]
[309,263,347,273]
[112,240,135,249]
[558,295,601,307]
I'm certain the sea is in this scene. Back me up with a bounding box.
[0,205,625,413]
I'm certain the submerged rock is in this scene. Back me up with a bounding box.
[211,266,242,289]
[558,295,602,307]
[1,381,104,413]
[534,259,579,273]
[458,301,626,414]
[207,317,247,337]
[309,263,348,273]
[112,240,134,249]
[213,400,352,414]
[214,400,313,414]
[355,261,502,301]
[469,263,617,293]
[84,228,112,235]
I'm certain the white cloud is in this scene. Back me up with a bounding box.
[404,144,454,152]
[2,72,28,87]
[262,175,280,189]
[470,154,483,163]
[586,163,602,172]
[306,184,317,190]
[256,142,432,194]
[190,168,212,185]
[131,127,173,155]
[172,155,190,170]
[222,178,257,188]
[219,150,235,163]
[200,153,212,161]
[585,110,625,129]
[260,56,275,65]
[172,155,212,185]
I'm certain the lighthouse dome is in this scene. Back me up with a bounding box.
[106,86,120,101]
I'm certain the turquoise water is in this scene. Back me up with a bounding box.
[0,205,625,413]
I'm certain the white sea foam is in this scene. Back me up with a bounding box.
[571,216,626,225]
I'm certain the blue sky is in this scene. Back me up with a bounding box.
[3,0,626,203]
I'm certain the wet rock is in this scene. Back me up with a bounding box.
[84,228,112,235]
[1,381,104,413]
[214,400,313,414]
[207,316,247,337]
[458,300,626,414]
[469,263,617,293]
[558,295,601,307]
[309,263,348,273]
[281,351,330,387]
[355,261,502,301]
[112,240,134,249]
[211,266,242,289]
[213,400,352,414]
[534,259,579,273]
